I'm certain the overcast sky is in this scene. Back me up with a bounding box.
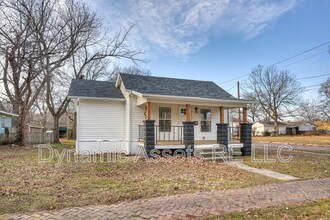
[86,0,330,99]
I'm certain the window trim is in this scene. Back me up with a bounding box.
[159,107,171,132]
[200,109,211,132]
[1,116,6,128]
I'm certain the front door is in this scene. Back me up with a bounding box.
[179,106,186,123]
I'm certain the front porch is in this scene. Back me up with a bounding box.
[137,101,252,157]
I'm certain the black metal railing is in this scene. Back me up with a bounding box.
[155,125,183,144]
[228,126,240,141]
[138,125,184,144]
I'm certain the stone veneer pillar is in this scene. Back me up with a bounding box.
[240,123,252,156]
[144,120,155,157]
[217,123,228,152]
[182,121,194,150]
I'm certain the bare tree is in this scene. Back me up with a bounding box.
[318,77,330,119]
[0,0,50,144]
[0,0,145,144]
[241,91,262,122]
[297,99,320,123]
[246,65,304,135]
[108,64,151,80]
[44,0,145,143]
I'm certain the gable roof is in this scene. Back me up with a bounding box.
[255,121,287,126]
[286,121,316,127]
[118,73,238,101]
[68,79,124,99]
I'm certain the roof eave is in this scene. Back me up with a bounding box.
[68,96,125,101]
[0,110,19,117]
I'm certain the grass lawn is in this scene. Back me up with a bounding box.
[205,199,330,220]
[253,135,330,146]
[0,139,278,215]
[238,147,330,179]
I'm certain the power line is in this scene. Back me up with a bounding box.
[219,40,330,85]
[271,41,330,67]
[297,73,330,80]
[226,84,237,91]
[279,50,328,69]
[303,84,321,88]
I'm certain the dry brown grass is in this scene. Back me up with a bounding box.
[253,135,330,146]
[240,147,330,179]
[0,140,277,215]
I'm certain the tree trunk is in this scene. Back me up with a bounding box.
[12,103,28,145]
[53,115,60,143]
[273,112,279,136]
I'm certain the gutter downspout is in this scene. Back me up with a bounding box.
[127,92,132,155]
[76,98,80,154]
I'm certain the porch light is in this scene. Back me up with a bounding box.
[195,107,198,113]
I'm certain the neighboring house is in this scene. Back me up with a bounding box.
[25,125,44,134]
[0,110,18,134]
[253,121,287,136]
[68,74,252,154]
[286,121,316,135]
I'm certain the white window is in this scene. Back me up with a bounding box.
[159,107,171,132]
[1,116,5,128]
[200,109,211,132]
[180,108,186,115]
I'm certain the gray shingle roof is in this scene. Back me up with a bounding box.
[119,73,238,100]
[68,79,124,99]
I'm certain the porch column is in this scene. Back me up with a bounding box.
[240,123,252,156]
[242,107,248,123]
[182,121,194,150]
[144,120,155,157]
[217,123,228,152]
[220,107,225,123]
[146,102,151,120]
[217,106,228,151]
[186,104,191,121]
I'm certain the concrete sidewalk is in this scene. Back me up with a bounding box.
[228,161,300,181]
[1,178,330,220]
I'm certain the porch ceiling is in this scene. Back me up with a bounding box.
[136,96,249,108]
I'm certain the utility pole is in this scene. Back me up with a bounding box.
[237,81,240,123]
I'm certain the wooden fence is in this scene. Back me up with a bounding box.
[0,132,54,145]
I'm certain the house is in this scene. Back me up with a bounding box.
[68,74,253,155]
[253,121,287,136]
[286,121,316,135]
[0,109,18,134]
[25,124,44,134]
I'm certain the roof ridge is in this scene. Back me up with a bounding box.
[119,73,214,83]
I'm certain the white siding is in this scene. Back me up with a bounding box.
[77,99,126,153]
[252,122,286,135]
[148,104,228,141]
[299,123,315,131]
[192,106,220,141]
[130,95,146,141]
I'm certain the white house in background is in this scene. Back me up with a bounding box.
[253,121,287,136]
[285,121,316,135]
[68,73,251,154]
[0,108,18,134]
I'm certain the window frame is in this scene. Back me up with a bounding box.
[159,107,171,132]
[1,116,6,128]
[200,109,211,132]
